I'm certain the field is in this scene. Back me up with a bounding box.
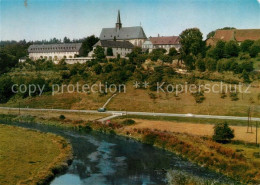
[0,124,72,185]
[0,108,108,122]
[122,118,260,143]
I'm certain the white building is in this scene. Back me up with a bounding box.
[92,40,134,57]
[99,11,147,47]
[142,36,181,53]
[28,43,82,61]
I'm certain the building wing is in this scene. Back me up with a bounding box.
[149,36,180,45]
[28,43,82,53]
[94,40,134,49]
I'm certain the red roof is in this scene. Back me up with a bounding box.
[235,29,260,42]
[214,30,235,41]
[150,36,180,45]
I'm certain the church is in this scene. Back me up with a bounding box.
[99,11,147,47]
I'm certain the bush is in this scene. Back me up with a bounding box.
[249,40,260,57]
[121,119,136,125]
[168,47,178,56]
[142,133,158,145]
[213,122,234,143]
[59,115,66,120]
[224,40,239,58]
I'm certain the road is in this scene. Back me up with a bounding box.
[1,107,260,122]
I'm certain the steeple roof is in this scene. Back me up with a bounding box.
[117,10,121,24]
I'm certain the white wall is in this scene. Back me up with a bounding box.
[29,52,79,61]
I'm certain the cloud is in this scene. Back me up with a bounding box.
[258,0,260,4]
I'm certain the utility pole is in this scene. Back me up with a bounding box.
[19,102,21,115]
[256,121,258,146]
[247,106,253,133]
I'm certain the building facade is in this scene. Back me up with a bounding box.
[142,36,181,53]
[28,43,82,61]
[92,40,134,57]
[99,11,147,47]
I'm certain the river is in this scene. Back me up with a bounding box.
[4,121,241,185]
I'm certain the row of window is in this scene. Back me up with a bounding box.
[30,47,77,51]
[39,55,74,59]
[142,44,179,49]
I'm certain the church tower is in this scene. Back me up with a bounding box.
[115,10,122,30]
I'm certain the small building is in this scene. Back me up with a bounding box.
[28,43,82,61]
[206,29,260,46]
[92,40,134,57]
[19,57,27,63]
[99,11,147,47]
[64,57,93,64]
[142,36,181,53]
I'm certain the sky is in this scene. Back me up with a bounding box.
[0,0,260,41]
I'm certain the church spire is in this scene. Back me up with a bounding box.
[116,10,122,29]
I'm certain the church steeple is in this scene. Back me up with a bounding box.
[116,10,122,29]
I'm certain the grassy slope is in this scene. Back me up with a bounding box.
[0,124,72,185]
[108,81,260,117]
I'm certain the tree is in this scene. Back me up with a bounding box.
[107,47,113,56]
[150,48,167,61]
[224,41,239,58]
[103,63,113,73]
[94,46,105,61]
[240,40,254,53]
[242,69,251,83]
[79,35,99,56]
[205,58,217,71]
[213,122,234,143]
[63,37,71,43]
[206,31,216,39]
[179,28,205,69]
[93,64,102,75]
[0,76,14,103]
[241,61,254,72]
[249,40,260,57]
[160,55,173,63]
[195,57,206,72]
[213,40,226,59]
[168,47,178,56]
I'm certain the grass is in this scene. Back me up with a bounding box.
[1,79,260,118]
[1,92,110,110]
[119,118,260,143]
[0,108,108,122]
[107,81,260,117]
[118,114,252,126]
[0,124,72,185]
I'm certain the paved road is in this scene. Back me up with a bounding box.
[1,107,260,121]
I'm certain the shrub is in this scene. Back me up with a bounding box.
[59,115,66,120]
[213,122,234,143]
[224,40,239,58]
[229,91,239,101]
[142,133,158,145]
[121,119,136,125]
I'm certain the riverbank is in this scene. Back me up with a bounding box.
[0,113,259,184]
[0,124,73,185]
